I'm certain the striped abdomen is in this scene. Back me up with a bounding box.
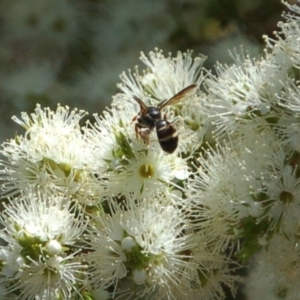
[156,119,178,154]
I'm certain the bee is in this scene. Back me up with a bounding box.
[132,84,197,154]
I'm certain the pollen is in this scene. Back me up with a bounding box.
[139,164,155,178]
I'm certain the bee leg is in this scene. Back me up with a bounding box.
[135,123,151,144]
[135,122,140,139]
[140,128,151,144]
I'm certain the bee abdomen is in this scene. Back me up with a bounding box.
[156,120,178,154]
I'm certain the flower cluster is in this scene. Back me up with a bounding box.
[1,1,300,299]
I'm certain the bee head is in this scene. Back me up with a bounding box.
[146,107,161,120]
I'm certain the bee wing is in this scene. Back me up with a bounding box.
[157,84,197,110]
[133,96,148,114]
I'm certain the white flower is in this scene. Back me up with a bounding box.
[204,54,283,137]
[85,104,137,173]
[176,91,213,153]
[0,104,101,204]
[2,189,86,244]
[259,167,300,237]
[84,214,127,292]
[244,255,282,300]
[165,250,239,300]
[85,197,211,299]
[275,80,300,152]
[0,244,25,277]
[86,196,240,299]
[265,11,300,72]
[0,188,87,300]
[246,234,300,300]
[104,145,188,198]
[138,49,205,98]
[115,49,205,104]
[187,127,279,250]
